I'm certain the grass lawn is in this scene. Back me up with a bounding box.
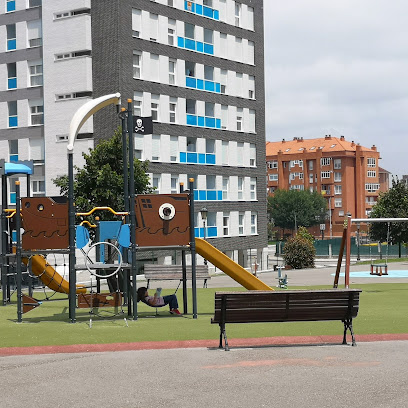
[1,283,407,349]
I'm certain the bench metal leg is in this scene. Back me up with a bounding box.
[203,279,207,288]
[342,319,357,346]
[219,323,229,351]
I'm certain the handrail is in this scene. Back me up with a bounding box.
[76,207,128,217]
[79,220,97,228]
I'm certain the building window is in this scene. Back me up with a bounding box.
[204,65,214,81]
[268,160,278,169]
[222,177,229,199]
[27,20,42,47]
[249,109,255,132]
[32,180,45,196]
[238,212,244,235]
[171,175,179,194]
[133,51,141,78]
[185,23,195,39]
[333,159,341,169]
[7,63,17,89]
[151,135,160,161]
[55,50,91,60]
[339,210,345,217]
[237,142,244,166]
[152,174,161,192]
[365,183,380,192]
[149,13,158,41]
[221,105,228,129]
[334,198,342,207]
[9,139,18,161]
[29,61,43,86]
[151,94,159,121]
[250,144,256,166]
[222,141,228,165]
[248,75,255,99]
[135,134,143,159]
[269,174,278,181]
[170,136,178,161]
[7,0,16,12]
[238,177,244,200]
[236,108,243,131]
[54,8,90,19]
[56,91,92,100]
[250,178,256,200]
[220,69,227,94]
[223,212,230,236]
[321,171,331,179]
[185,61,195,77]
[169,99,177,123]
[321,157,331,166]
[132,9,141,37]
[205,102,214,118]
[367,158,376,167]
[8,101,18,127]
[168,19,176,45]
[30,101,44,125]
[334,172,341,182]
[334,185,342,195]
[187,137,196,152]
[169,58,176,84]
[6,24,16,51]
[235,2,241,26]
[186,99,196,115]
[248,6,254,30]
[28,0,42,7]
[133,92,142,116]
[204,28,213,44]
[251,212,257,234]
[367,170,376,178]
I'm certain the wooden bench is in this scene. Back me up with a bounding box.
[144,264,210,288]
[211,289,362,350]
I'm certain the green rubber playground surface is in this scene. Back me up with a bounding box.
[1,283,407,349]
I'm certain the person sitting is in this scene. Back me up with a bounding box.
[137,286,182,315]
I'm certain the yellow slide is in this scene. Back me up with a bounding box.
[195,238,273,290]
[22,255,86,294]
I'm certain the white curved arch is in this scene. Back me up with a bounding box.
[67,93,121,152]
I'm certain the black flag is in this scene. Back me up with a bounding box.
[133,116,153,135]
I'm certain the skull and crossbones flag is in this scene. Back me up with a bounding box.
[133,116,153,135]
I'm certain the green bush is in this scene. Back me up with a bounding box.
[283,234,316,269]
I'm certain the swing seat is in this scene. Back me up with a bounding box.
[370,264,388,276]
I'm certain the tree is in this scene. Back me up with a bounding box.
[369,178,408,244]
[53,128,153,221]
[283,229,316,269]
[268,189,327,233]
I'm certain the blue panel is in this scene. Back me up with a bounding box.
[206,154,216,165]
[215,83,221,93]
[185,1,195,12]
[76,225,90,249]
[9,154,18,162]
[205,117,216,128]
[180,152,187,162]
[187,152,198,163]
[185,38,195,50]
[207,227,217,237]
[177,36,184,48]
[12,230,17,242]
[186,114,197,126]
[216,118,221,129]
[194,190,199,201]
[204,43,214,55]
[196,41,203,53]
[198,153,206,164]
[197,79,204,90]
[186,76,196,88]
[203,6,213,18]
[205,81,215,92]
[199,190,206,201]
[7,1,16,12]
[195,227,200,238]
[217,191,223,200]
[196,4,203,15]
[7,39,16,51]
[207,190,216,201]
[9,116,17,127]
[197,116,205,127]
[8,78,17,89]
[118,224,131,248]
[214,10,219,20]
[10,192,16,205]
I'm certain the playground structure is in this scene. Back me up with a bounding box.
[1,93,273,324]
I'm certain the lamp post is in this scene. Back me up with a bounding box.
[200,207,208,265]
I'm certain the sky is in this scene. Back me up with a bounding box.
[263,0,408,178]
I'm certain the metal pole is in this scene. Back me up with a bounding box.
[68,152,76,322]
[127,99,138,320]
[15,181,22,322]
[1,175,8,306]
[189,178,197,319]
[356,223,360,261]
[345,213,351,288]
[329,197,332,239]
[181,249,187,314]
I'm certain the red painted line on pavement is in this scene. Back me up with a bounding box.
[1,333,408,357]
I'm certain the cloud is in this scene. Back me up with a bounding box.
[264,0,408,176]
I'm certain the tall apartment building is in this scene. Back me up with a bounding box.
[266,135,388,237]
[0,0,267,268]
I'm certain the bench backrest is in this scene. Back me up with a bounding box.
[144,264,209,279]
[213,290,361,324]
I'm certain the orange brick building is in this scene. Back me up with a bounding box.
[266,135,389,237]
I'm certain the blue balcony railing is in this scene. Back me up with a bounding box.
[10,192,16,205]
[7,39,16,51]
[8,77,17,89]
[6,1,16,12]
[184,1,219,20]
[179,152,216,165]
[9,154,18,162]
[186,77,221,93]
[194,226,218,238]
[8,116,18,127]
[177,37,214,55]
[186,114,221,129]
